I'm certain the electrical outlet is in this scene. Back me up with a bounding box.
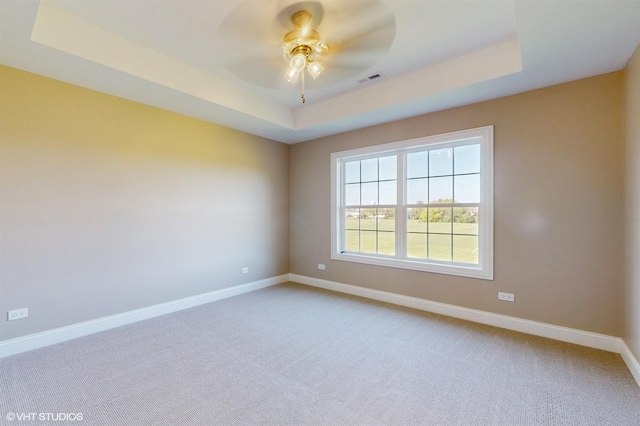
[498,292,515,302]
[242,267,249,274]
[8,308,28,321]
[318,264,326,270]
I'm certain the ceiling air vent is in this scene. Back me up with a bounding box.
[357,73,384,84]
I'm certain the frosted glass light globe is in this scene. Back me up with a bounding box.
[289,53,307,73]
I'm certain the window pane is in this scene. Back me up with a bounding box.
[407,233,428,258]
[429,148,453,176]
[345,161,360,184]
[360,209,377,230]
[454,174,480,203]
[379,155,397,181]
[378,232,395,255]
[428,207,452,233]
[429,176,453,203]
[345,209,360,229]
[454,144,480,175]
[453,235,478,264]
[379,180,397,205]
[453,207,478,235]
[407,178,428,204]
[345,230,359,252]
[345,183,360,206]
[429,234,452,261]
[361,182,378,205]
[377,209,395,231]
[407,208,428,232]
[407,152,428,178]
[333,126,492,279]
[361,231,377,253]
[361,158,378,182]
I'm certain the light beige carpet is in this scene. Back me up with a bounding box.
[1,282,639,425]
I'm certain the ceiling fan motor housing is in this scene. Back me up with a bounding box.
[282,10,328,63]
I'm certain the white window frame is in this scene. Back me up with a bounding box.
[330,126,494,280]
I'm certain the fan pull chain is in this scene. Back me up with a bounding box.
[301,71,306,103]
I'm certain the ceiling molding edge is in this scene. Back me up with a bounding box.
[293,37,522,130]
[30,2,294,129]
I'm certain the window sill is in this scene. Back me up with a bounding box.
[331,252,493,280]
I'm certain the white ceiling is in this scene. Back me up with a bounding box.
[1,0,639,144]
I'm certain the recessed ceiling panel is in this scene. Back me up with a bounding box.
[220,0,396,89]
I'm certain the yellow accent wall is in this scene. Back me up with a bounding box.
[0,65,290,341]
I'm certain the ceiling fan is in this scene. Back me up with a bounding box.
[219,0,396,104]
[282,9,328,103]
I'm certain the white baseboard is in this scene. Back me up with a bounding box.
[290,274,640,388]
[289,274,622,354]
[0,275,288,359]
[3,272,638,389]
[620,340,640,388]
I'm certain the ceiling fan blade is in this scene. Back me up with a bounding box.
[319,0,395,75]
[322,0,395,49]
[217,1,283,47]
[329,19,395,56]
[322,55,376,71]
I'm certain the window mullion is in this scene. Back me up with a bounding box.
[396,152,406,259]
[339,160,346,254]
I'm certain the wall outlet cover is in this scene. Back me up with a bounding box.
[498,292,515,302]
[8,308,29,321]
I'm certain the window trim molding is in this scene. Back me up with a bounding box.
[330,125,494,280]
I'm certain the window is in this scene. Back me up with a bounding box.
[331,126,493,280]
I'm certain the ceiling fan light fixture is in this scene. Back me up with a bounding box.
[289,53,307,73]
[310,43,326,60]
[286,68,300,84]
[282,10,329,103]
[307,61,324,79]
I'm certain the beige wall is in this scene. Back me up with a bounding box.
[0,61,632,344]
[624,45,640,360]
[0,66,290,341]
[291,72,624,336]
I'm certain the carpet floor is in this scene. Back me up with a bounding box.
[1,282,639,425]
